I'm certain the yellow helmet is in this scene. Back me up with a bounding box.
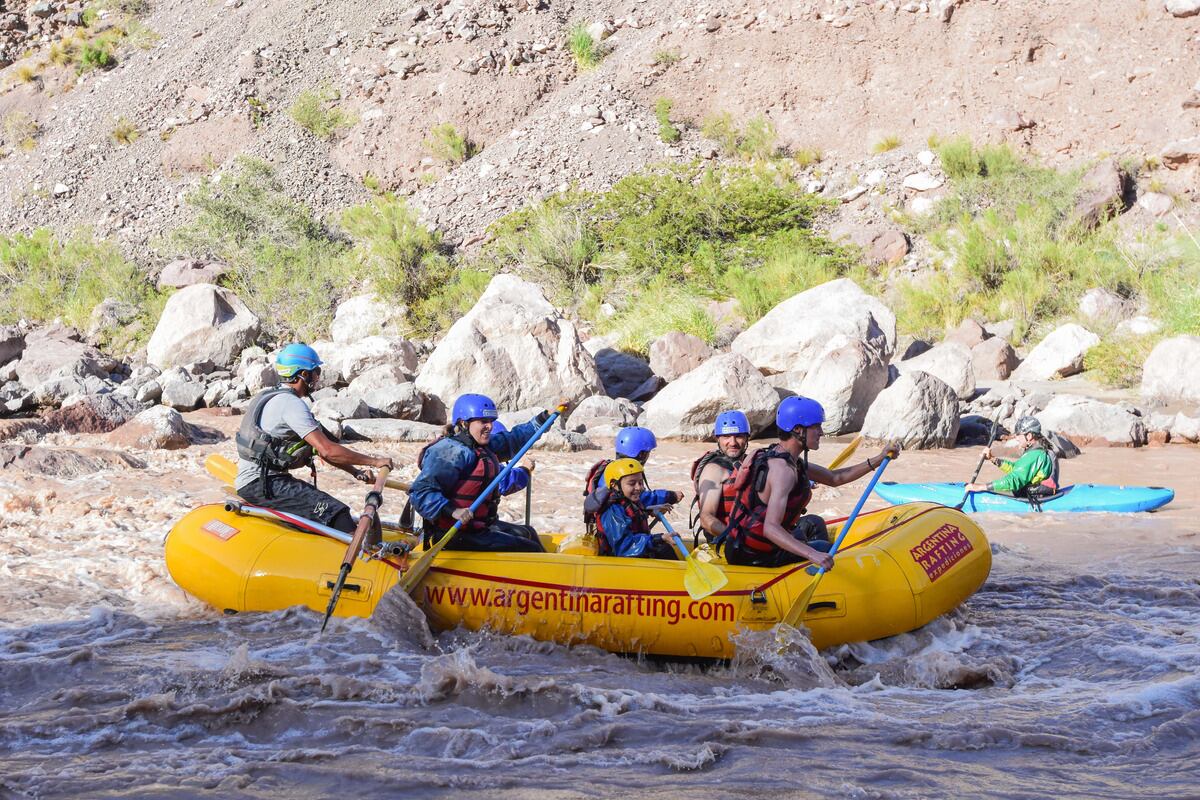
[603,457,644,488]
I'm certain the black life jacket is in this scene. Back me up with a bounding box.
[722,445,811,554]
[591,493,651,557]
[417,432,501,534]
[688,450,742,538]
[235,388,317,496]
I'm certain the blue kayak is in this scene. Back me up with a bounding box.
[874,481,1175,513]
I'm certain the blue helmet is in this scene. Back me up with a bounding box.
[776,396,825,433]
[452,393,499,424]
[714,410,751,437]
[615,426,657,458]
[489,420,508,435]
[275,343,322,379]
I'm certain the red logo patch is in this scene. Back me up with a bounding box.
[910,523,973,582]
[202,520,239,541]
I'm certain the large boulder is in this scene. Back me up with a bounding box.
[156,258,230,289]
[43,392,143,434]
[894,342,976,400]
[107,406,195,450]
[495,407,597,452]
[340,336,419,384]
[641,353,779,440]
[944,319,989,349]
[649,332,713,383]
[796,335,890,434]
[1161,136,1200,169]
[415,275,603,415]
[732,278,896,375]
[1140,335,1200,404]
[341,418,444,443]
[1172,412,1200,443]
[585,337,654,399]
[861,371,960,449]
[32,358,113,407]
[159,375,207,411]
[1166,1,1200,18]
[361,382,426,420]
[330,293,407,343]
[1073,159,1129,230]
[971,337,1020,381]
[566,395,640,436]
[147,284,261,369]
[1037,396,1148,447]
[15,325,107,389]
[1011,324,1100,381]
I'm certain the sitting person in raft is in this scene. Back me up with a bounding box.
[409,392,548,553]
[964,415,1060,499]
[584,457,680,559]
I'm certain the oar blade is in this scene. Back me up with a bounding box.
[205,453,237,485]
[683,555,728,601]
[781,573,823,629]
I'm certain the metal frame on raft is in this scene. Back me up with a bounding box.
[222,499,416,559]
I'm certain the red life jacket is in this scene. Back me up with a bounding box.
[592,494,650,557]
[688,450,741,533]
[417,432,501,534]
[723,445,811,554]
[583,459,611,496]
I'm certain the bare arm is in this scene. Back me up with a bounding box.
[762,460,834,569]
[303,428,392,479]
[695,463,729,538]
[808,443,899,487]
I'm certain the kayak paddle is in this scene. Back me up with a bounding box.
[653,510,728,601]
[781,453,893,628]
[954,414,1001,511]
[322,465,391,631]
[398,405,566,595]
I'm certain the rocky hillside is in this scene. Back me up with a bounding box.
[0,0,1198,258]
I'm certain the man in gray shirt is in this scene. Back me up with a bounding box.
[235,343,393,533]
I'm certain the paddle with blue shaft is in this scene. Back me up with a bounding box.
[322,465,391,631]
[954,414,1001,511]
[653,510,728,601]
[781,452,894,629]
[398,405,567,595]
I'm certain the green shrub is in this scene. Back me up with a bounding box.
[653,49,681,67]
[489,199,604,304]
[411,267,492,335]
[871,135,901,154]
[723,238,842,322]
[793,147,822,168]
[937,136,979,179]
[701,112,778,160]
[567,24,603,70]
[124,19,160,49]
[78,40,116,72]
[654,98,680,144]
[289,89,354,140]
[14,62,40,84]
[111,116,139,145]
[1084,335,1158,388]
[341,193,448,308]
[3,112,39,150]
[172,157,350,340]
[601,280,718,354]
[423,122,477,164]
[0,229,158,337]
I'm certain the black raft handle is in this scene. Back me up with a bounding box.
[326,581,363,593]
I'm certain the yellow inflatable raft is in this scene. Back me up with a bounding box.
[165,500,991,658]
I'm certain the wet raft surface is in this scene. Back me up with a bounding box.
[2,434,1198,798]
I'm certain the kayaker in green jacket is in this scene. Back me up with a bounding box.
[965,416,1060,498]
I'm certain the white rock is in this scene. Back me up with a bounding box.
[909,196,937,215]
[566,395,640,432]
[1165,0,1200,18]
[902,172,944,191]
[917,150,936,166]
[863,168,887,186]
[330,293,407,343]
[1011,324,1100,381]
[1037,395,1147,446]
[641,353,779,440]
[731,278,896,375]
[1078,288,1132,323]
[341,418,442,442]
[1171,411,1200,443]
[895,342,976,400]
[1141,335,1200,404]
[861,371,960,449]
[648,331,713,383]
[796,334,890,434]
[1137,192,1174,216]
[147,284,261,369]
[340,336,419,384]
[109,406,193,450]
[361,382,425,420]
[1115,316,1162,337]
[415,274,604,420]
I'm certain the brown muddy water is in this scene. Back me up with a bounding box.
[2,422,1199,799]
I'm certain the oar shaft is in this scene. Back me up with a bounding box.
[956,416,1001,509]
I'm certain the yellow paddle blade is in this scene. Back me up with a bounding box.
[682,553,728,601]
[205,453,237,485]
[827,434,863,470]
[781,570,823,628]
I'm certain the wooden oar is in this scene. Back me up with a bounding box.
[653,510,728,601]
[780,454,893,629]
[322,466,390,631]
[954,415,1001,511]
[827,434,863,471]
[203,453,411,492]
[397,405,566,595]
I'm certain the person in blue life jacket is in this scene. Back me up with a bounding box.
[409,393,549,553]
[234,343,393,536]
[582,425,682,504]
[488,420,535,497]
[584,457,679,559]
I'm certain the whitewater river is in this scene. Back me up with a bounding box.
[2,421,1198,799]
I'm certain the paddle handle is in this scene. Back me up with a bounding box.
[338,466,391,570]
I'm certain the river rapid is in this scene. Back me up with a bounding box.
[2,421,1198,799]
